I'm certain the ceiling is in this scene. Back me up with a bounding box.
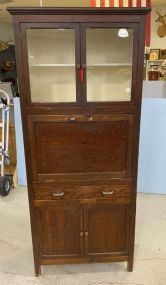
[0,0,166,23]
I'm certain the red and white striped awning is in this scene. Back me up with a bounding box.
[90,0,151,46]
[90,0,150,7]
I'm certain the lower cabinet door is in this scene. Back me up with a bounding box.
[36,204,84,259]
[84,203,130,257]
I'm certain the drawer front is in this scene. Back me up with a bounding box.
[34,185,132,201]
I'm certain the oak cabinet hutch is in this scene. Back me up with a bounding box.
[8,7,150,276]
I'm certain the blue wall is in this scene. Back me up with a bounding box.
[14,98,27,186]
[137,99,166,194]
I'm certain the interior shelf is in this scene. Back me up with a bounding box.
[30,63,75,67]
[29,63,132,67]
[87,63,132,67]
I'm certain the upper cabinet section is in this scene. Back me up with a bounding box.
[25,23,136,106]
[86,28,133,102]
[27,28,77,103]
[7,7,150,108]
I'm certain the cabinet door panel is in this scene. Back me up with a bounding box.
[81,23,139,106]
[21,23,81,106]
[86,28,133,102]
[27,114,133,181]
[36,204,83,258]
[84,204,130,256]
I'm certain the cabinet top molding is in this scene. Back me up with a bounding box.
[7,7,151,16]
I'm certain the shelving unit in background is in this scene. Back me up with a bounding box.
[146,59,166,81]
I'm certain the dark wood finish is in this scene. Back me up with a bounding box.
[127,15,148,273]
[84,203,130,257]
[27,114,133,181]
[36,204,83,258]
[8,7,150,276]
[7,7,151,16]
[34,185,132,201]
[39,255,128,264]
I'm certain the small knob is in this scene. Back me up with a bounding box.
[80,232,84,237]
[85,232,88,236]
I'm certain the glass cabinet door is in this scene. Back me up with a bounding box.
[26,27,79,104]
[86,27,134,103]
[24,24,135,105]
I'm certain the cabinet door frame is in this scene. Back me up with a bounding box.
[80,22,139,107]
[83,202,131,258]
[20,22,81,107]
[36,202,84,259]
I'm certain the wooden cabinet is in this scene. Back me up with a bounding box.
[8,7,150,276]
[36,202,130,260]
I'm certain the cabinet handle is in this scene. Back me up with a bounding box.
[85,231,88,236]
[69,117,76,122]
[88,116,93,121]
[102,191,114,196]
[53,192,64,197]
[80,232,84,237]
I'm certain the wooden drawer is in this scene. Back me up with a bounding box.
[34,185,132,201]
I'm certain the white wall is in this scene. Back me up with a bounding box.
[0,22,14,42]
[150,5,166,49]
[1,6,166,48]
[143,81,166,98]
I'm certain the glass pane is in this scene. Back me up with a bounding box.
[27,29,76,103]
[86,28,133,102]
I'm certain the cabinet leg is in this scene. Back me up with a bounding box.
[35,263,41,277]
[127,257,134,272]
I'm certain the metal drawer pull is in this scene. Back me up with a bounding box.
[102,191,114,196]
[89,116,93,121]
[69,117,76,122]
[53,192,64,197]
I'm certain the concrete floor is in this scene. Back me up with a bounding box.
[0,187,166,285]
